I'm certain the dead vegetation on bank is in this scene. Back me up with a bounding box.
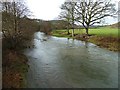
[2,50,29,88]
[2,1,40,88]
[75,34,119,52]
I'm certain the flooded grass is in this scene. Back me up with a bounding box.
[52,27,119,51]
[52,27,118,37]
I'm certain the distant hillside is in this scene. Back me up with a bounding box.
[49,20,79,30]
[50,20,69,30]
[109,22,120,28]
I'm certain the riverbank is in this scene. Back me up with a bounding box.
[75,35,119,52]
[3,50,29,88]
[2,32,35,88]
[51,28,119,52]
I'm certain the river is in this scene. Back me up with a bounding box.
[24,32,118,88]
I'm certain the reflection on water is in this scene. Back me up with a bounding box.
[24,32,118,88]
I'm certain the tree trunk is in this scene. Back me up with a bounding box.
[13,2,17,33]
[67,29,70,35]
[72,22,74,37]
[85,28,89,35]
[67,24,70,35]
[72,28,74,37]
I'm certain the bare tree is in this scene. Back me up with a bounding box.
[60,0,77,37]
[40,21,52,35]
[59,7,71,35]
[2,0,30,48]
[2,1,28,35]
[75,0,116,35]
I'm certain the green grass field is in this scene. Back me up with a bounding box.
[52,27,119,37]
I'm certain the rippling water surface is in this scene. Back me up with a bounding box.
[24,32,118,88]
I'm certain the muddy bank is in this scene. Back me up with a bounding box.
[75,34,119,52]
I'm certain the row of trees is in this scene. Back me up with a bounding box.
[2,1,41,88]
[2,1,39,49]
[40,21,52,35]
[59,0,116,36]
[2,1,29,37]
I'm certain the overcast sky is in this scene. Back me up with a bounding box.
[26,0,120,24]
[26,0,65,20]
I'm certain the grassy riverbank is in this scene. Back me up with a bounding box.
[51,27,119,51]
